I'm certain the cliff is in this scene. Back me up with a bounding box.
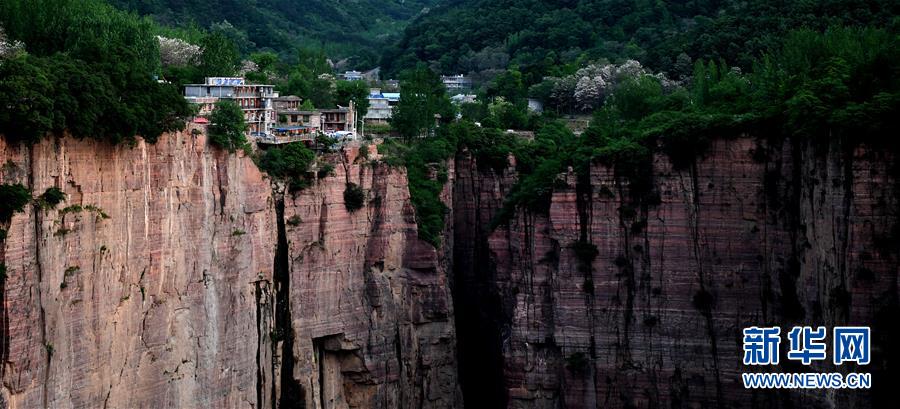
[0,131,275,408]
[0,135,461,409]
[2,129,896,409]
[277,146,461,409]
[451,136,899,408]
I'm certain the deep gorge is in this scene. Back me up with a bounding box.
[1,129,897,408]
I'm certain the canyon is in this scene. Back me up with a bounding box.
[1,131,897,408]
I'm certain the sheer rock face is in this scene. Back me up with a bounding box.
[0,137,461,409]
[2,129,895,409]
[281,146,461,409]
[452,137,898,409]
[0,131,276,408]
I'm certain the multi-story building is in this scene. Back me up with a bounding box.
[184,77,277,137]
[274,95,321,130]
[320,101,356,134]
[441,74,473,91]
[273,95,302,111]
[279,109,322,131]
[364,88,401,125]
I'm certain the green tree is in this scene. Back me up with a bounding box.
[391,65,453,139]
[0,183,32,222]
[257,143,316,190]
[487,68,527,103]
[208,100,248,152]
[199,31,240,77]
[336,80,370,120]
[283,48,335,107]
[246,51,280,83]
[0,0,191,145]
[0,56,55,144]
[343,183,365,212]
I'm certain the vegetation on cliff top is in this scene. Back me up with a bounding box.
[207,100,249,152]
[386,26,900,244]
[256,143,317,192]
[0,0,192,145]
[491,26,900,225]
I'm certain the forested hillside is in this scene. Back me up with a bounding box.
[383,0,900,82]
[109,0,438,65]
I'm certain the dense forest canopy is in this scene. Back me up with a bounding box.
[382,0,900,82]
[109,0,438,66]
[0,0,192,145]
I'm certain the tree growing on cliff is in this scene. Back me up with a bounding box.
[343,183,365,212]
[36,187,66,209]
[0,55,55,144]
[208,100,248,152]
[0,183,31,222]
[0,0,192,145]
[256,143,316,191]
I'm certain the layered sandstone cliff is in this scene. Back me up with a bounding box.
[0,135,461,409]
[0,131,276,408]
[2,128,895,409]
[277,146,461,409]
[451,136,899,408]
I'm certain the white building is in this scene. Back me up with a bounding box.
[364,89,401,125]
[184,77,277,137]
[441,74,473,91]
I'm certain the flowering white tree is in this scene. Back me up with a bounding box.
[574,75,606,111]
[239,60,258,76]
[544,60,681,112]
[0,27,24,60]
[157,36,201,67]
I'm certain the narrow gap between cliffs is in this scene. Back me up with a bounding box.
[274,194,304,408]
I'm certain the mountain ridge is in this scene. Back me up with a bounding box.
[109,0,439,63]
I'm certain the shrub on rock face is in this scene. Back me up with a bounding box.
[565,352,590,376]
[0,183,31,222]
[37,187,65,209]
[317,163,335,179]
[343,183,365,212]
[573,240,599,265]
[692,289,715,314]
